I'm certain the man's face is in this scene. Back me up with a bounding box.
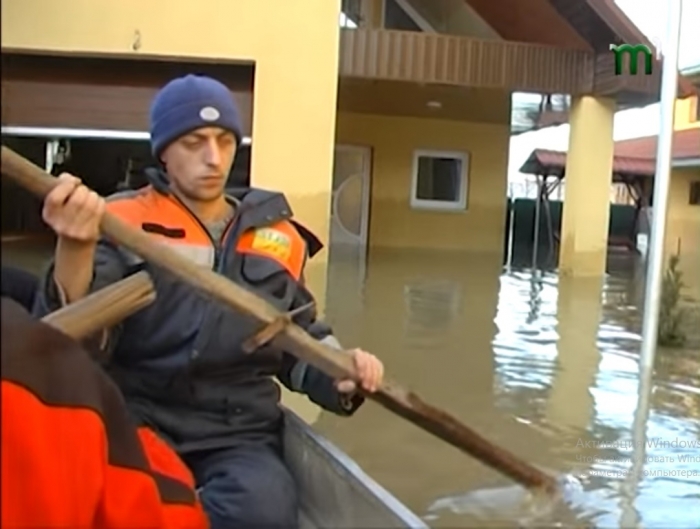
[160,127,237,202]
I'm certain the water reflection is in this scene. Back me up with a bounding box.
[317,247,700,529]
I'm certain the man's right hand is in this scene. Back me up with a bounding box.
[42,173,105,244]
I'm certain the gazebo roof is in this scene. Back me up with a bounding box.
[520,128,700,178]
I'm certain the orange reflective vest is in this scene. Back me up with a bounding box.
[0,298,209,529]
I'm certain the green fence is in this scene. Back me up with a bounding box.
[505,198,638,253]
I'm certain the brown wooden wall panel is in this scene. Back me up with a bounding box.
[591,53,622,96]
[1,53,254,135]
[339,29,593,95]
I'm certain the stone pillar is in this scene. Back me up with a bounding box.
[559,96,616,277]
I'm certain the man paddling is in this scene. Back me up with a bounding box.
[1,298,209,529]
[33,74,384,529]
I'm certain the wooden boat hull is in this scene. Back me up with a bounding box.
[283,408,428,529]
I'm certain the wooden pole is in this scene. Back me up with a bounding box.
[41,270,156,341]
[1,145,559,495]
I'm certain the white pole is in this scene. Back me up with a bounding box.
[639,0,683,369]
[619,363,653,527]
[506,183,516,270]
[44,140,58,173]
[532,176,543,273]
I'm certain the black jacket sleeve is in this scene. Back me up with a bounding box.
[32,238,137,357]
[276,282,365,416]
[1,266,39,312]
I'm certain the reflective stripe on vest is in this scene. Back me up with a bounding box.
[106,188,306,278]
[236,223,306,280]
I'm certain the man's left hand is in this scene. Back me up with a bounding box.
[335,348,384,394]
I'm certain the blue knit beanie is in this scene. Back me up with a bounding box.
[149,74,243,157]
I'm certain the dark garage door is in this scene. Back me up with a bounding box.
[1,53,254,135]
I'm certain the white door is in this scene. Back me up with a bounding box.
[329,145,371,279]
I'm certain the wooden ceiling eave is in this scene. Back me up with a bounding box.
[460,0,593,51]
[338,29,593,95]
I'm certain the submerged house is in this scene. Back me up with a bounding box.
[1,0,696,287]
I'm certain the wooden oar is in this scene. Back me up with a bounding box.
[41,270,156,341]
[0,145,559,496]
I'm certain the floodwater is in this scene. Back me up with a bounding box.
[3,238,699,528]
[315,247,700,529]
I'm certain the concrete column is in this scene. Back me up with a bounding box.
[250,50,339,306]
[559,96,616,277]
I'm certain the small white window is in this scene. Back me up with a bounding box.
[410,150,468,211]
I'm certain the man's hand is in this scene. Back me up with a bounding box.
[335,348,384,394]
[43,173,105,245]
[43,173,106,305]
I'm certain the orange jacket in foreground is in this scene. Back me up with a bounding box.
[0,297,209,529]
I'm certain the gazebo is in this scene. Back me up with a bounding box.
[519,127,700,258]
[519,149,654,257]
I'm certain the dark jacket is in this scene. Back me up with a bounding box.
[33,173,363,454]
[1,266,39,311]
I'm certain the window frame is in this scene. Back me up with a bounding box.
[409,149,469,212]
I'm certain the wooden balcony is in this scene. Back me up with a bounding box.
[338,28,594,95]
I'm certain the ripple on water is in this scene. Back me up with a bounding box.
[437,263,700,527]
[300,251,700,528]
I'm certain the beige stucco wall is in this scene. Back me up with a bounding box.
[674,95,699,131]
[666,97,699,296]
[335,111,511,253]
[666,166,700,297]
